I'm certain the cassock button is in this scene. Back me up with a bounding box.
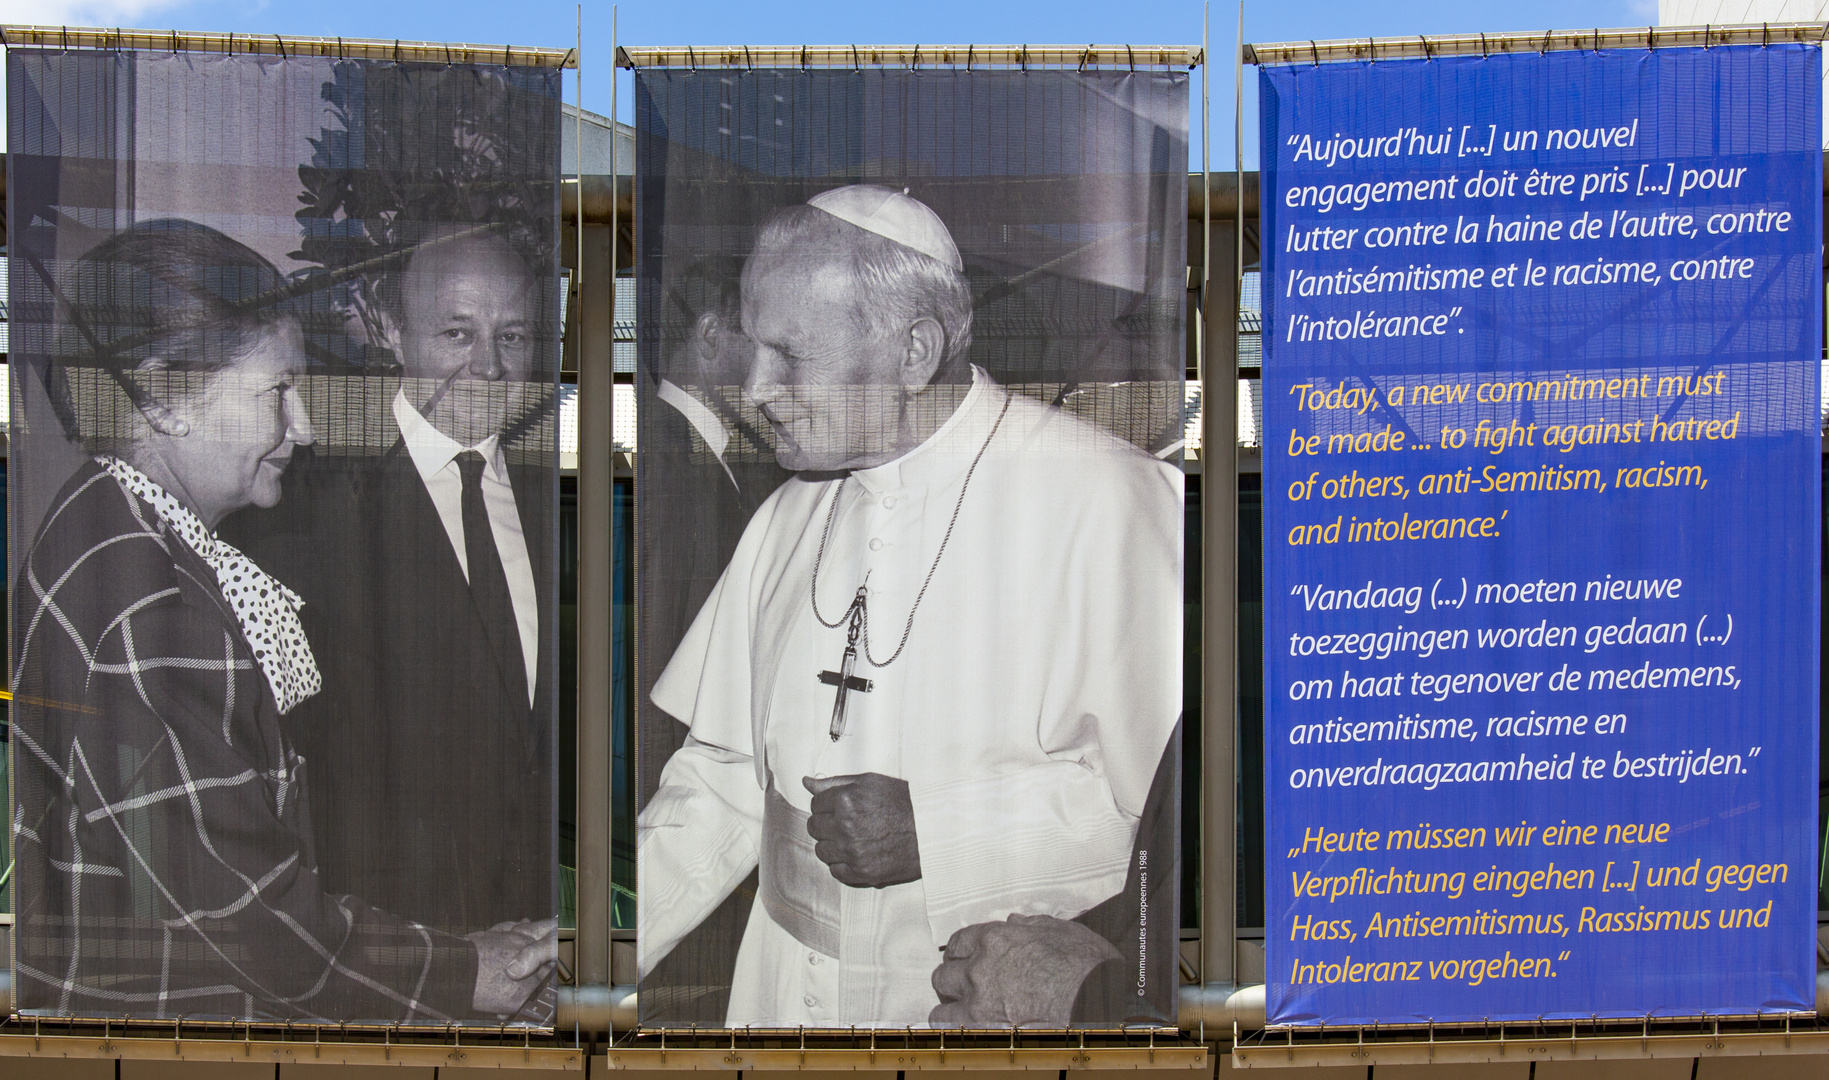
[808,952,820,965]
[804,995,818,1008]
[869,538,884,551]
[882,495,897,509]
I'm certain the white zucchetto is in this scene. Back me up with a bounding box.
[806,185,964,272]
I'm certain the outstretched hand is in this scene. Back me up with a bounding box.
[803,772,921,888]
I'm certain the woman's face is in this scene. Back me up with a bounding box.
[149,322,315,529]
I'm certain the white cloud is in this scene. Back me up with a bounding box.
[0,0,191,27]
[0,0,198,145]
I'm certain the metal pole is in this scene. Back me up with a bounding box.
[608,0,621,988]
[1236,1,1245,331]
[1199,0,1242,989]
[1196,0,1211,983]
[1200,6,1210,394]
[575,2,615,992]
[578,8,585,311]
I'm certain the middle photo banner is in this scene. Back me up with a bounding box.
[633,65,1188,1030]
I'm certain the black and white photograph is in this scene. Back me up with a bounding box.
[7,49,561,1024]
[634,68,1188,1029]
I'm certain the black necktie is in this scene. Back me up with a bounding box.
[457,450,529,710]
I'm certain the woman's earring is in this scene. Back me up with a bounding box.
[147,405,189,437]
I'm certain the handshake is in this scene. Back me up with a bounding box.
[929,914,1123,1027]
[468,916,560,1018]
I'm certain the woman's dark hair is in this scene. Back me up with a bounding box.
[49,219,293,447]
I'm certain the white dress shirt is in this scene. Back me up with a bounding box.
[657,378,739,490]
[393,390,539,706]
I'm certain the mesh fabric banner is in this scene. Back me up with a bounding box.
[1261,45,1821,1023]
[634,67,1186,1028]
[8,49,561,1024]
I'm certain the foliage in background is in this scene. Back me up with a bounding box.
[292,62,560,370]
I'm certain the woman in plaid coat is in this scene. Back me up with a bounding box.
[11,220,548,1022]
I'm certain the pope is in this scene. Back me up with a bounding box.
[637,185,1183,1027]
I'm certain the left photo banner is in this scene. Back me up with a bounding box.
[7,47,563,1025]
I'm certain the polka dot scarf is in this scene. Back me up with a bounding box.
[99,456,323,715]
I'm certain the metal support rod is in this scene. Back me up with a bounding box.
[0,24,575,66]
[608,0,621,986]
[1236,0,1245,376]
[1196,0,1214,985]
[577,6,585,338]
[574,0,616,985]
[554,982,1269,1035]
[1245,21,1826,66]
[617,44,1199,69]
[1232,0,1245,977]
[1199,0,1242,989]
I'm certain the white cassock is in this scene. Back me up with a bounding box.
[639,367,1182,1026]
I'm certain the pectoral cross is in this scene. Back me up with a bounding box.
[817,586,874,741]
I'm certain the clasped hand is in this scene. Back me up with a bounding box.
[929,914,1122,1027]
[803,772,921,888]
[469,916,559,1017]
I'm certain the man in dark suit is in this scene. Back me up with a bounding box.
[635,259,793,1021]
[230,231,556,955]
[640,257,789,720]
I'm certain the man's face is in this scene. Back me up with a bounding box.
[741,250,907,472]
[393,234,539,445]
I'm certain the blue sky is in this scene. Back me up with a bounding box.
[3,0,1665,166]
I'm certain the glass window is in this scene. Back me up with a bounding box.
[556,473,637,930]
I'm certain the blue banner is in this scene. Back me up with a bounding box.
[1262,46,1821,1024]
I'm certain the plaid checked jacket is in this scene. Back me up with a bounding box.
[12,460,478,1021]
